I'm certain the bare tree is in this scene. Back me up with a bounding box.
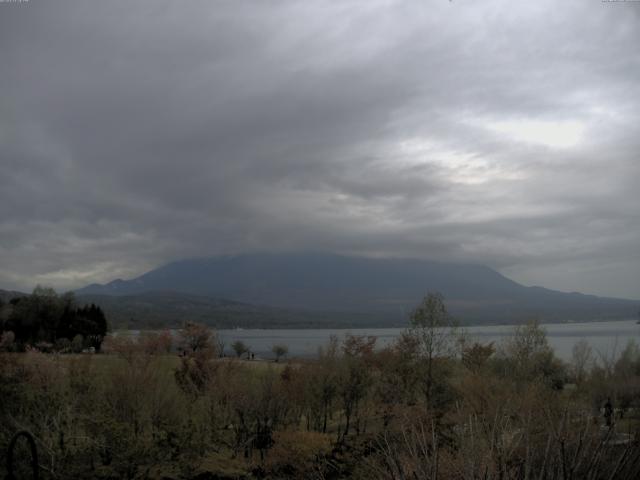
[178,321,215,355]
[571,339,593,384]
[409,292,458,406]
[272,344,288,362]
[231,340,249,358]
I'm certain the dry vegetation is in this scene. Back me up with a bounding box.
[2,295,640,479]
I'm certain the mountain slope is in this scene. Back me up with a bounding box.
[76,291,383,329]
[76,253,639,324]
[0,289,28,303]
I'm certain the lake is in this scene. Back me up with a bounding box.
[215,319,640,361]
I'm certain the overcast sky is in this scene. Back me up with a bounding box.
[1,0,639,299]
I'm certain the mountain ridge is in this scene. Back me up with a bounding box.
[75,290,379,329]
[76,253,639,324]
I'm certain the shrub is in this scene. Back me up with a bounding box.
[256,430,333,478]
[0,330,16,352]
[54,337,71,352]
[71,334,84,353]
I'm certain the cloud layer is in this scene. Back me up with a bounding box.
[1,0,639,298]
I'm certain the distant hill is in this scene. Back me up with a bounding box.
[77,253,639,325]
[75,291,382,330]
[0,289,28,303]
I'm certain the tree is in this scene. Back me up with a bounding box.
[614,339,640,378]
[272,344,288,362]
[303,336,340,433]
[571,339,593,384]
[173,323,218,396]
[0,297,5,336]
[342,335,376,357]
[408,292,458,407]
[8,286,63,344]
[500,320,566,388]
[232,340,249,358]
[140,330,173,355]
[6,287,108,350]
[178,322,214,355]
[462,342,495,373]
[338,335,376,438]
[373,333,423,426]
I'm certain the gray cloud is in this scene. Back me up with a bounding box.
[1,0,639,299]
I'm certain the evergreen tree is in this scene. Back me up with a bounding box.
[6,288,108,350]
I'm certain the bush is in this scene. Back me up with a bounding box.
[0,330,16,352]
[35,341,54,353]
[257,430,333,478]
[55,337,71,353]
[71,334,84,353]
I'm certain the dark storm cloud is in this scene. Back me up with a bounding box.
[1,0,639,298]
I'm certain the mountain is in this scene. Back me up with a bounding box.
[0,289,28,303]
[76,253,639,325]
[75,291,381,330]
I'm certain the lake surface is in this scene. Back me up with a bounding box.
[215,319,640,361]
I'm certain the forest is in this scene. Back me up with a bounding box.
[0,287,108,353]
[2,293,640,479]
